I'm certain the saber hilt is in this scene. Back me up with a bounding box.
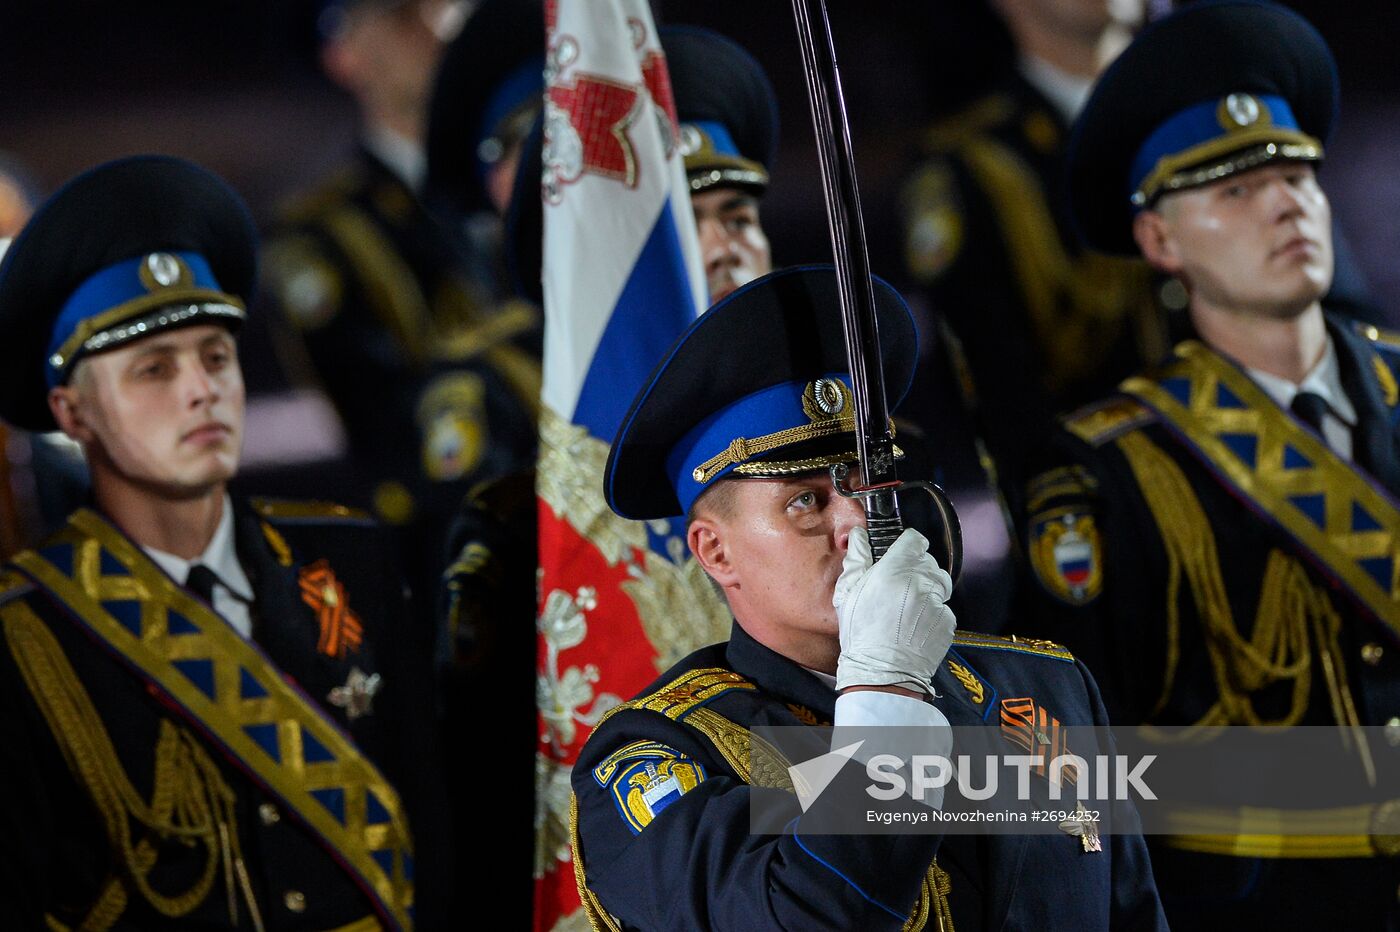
[831,465,963,583]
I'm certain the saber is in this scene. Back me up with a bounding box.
[790,0,962,578]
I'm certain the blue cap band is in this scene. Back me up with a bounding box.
[667,372,853,516]
[687,120,741,159]
[475,58,545,182]
[1129,94,1307,205]
[45,251,233,387]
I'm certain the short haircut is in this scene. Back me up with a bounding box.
[686,477,741,530]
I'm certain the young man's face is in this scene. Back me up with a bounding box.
[688,470,866,667]
[692,186,772,304]
[50,324,245,500]
[1136,162,1334,319]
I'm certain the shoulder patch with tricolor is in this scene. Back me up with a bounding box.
[593,740,708,835]
[1025,465,1103,606]
[902,161,964,281]
[1028,508,1103,606]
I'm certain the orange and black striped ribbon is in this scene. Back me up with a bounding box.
[298,559,364,659]
[1000,697,1080,785]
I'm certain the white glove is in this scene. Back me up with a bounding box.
[833,526,956,696]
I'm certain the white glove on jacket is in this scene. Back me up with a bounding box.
[832,526,956,695]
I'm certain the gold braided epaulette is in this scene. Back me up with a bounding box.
[953,631,1075,662]
[250,499,372,524]
[1064,396,1155,447]
[629,668,757,721]
[921,94,1016,150]
[590,668,757,738]
[278,167,362,222]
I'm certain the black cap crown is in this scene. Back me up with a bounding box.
[1068,0,1338,255]
[0,155,256,431]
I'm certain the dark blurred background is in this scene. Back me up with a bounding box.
[1,0,1394,318]
[1,0,1396,598]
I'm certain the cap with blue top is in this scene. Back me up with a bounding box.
[1067,0,1338,255]
[604,266,916,521]
[0,155,257,431]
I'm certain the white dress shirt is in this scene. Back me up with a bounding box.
[1018,54,1095,126]
[1246,335,1357,460]
[143,495,255,638]
[809,664,955,797]
[362,124,427,194]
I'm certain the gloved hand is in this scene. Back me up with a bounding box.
[833,526,956,696]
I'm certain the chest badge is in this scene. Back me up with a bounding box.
[328,666,382,721]
[1059,801,1102,854]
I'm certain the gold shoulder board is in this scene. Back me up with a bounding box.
[1354,321,1400,353]
[629,668,757,721]
[952,631,1075,662]
[922,93,1016,150]
[1064,397,1154,447]
[250,499,373,524]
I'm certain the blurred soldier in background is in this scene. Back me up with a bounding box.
[261,0,542,630]
[426,0,546,224]
[900,0,1155,524]
[0,152,38,559]
[665,25,777,305]
[897,0,1381,634]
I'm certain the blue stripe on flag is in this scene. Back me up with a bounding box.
[571,204,699,439]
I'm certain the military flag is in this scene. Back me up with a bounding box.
[530,1,729,927]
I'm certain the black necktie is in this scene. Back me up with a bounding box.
[185,564,221,604]
[1291,391,1332,434]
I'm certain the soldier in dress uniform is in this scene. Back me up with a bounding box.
[570,265,1168,930]
[425,0,546,223]
[261,0,542,630]
[898,0,1379,527]
[1018,2,1400,926]
[665,25,777,305]
[899,0,1157,520]
[0,156,445,930]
